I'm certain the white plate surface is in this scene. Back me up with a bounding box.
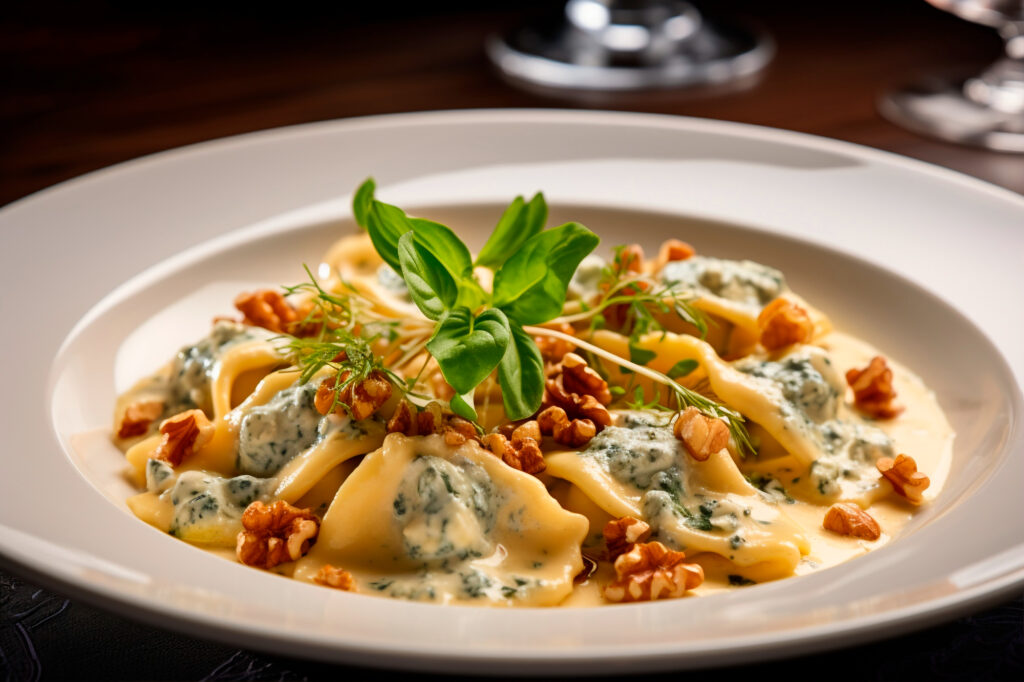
[1,110,1022,674]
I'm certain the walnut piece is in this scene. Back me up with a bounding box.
[117,399,164,439]
[483,429,546,475]
[537,405,597,448]
[314,564,355,591]
[846,356,904,419]
[757,298,814,351]
[534,322,577,364]
[234,289,298,334]
[560,353,613,406]
[153,409,214,466]
[877,454,930,504]
[603,541,704,603]
[315,369,393,420]
[822,503,881,540]
[653,238,696,272]
[443,416,478,446]
[236,500,319,569]
[386,400,482,450]
[614,244,645,275]
[673,406,730,461]
[603,516,651,561]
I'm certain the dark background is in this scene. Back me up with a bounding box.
[2,1,1023,679]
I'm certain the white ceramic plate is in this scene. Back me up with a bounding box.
[1,110,1022,674]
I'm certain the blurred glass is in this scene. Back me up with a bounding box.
[880,0,1024,152]
[487,0,773,91]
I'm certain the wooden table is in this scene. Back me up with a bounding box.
[1,1,1021,679]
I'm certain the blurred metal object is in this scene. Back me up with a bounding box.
[880,0,1024,152]
[486,0,773,91]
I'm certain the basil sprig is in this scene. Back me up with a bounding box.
[354,178,599,421]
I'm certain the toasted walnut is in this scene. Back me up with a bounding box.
[154,409,214,466]
[560,353,613,406]
[538,406,597,448]
[234,289,298,334]
[603,517,652,561]
[511,420,541,445]
[315,370,393,421]
[846,356,904,419]
[614,244,645,275]
[483,432,546,475]
[314,564,355,591]
[673,406,730,461]
[443,416,479,446]
[417,401,445,435]
[117,400,164,439]
[757,298,814,351]
[877,454,930,504]
[387,399,416,435]
[603,541,704,603]
[653,238,696,272]
[823,503,881,540]
[534,322,577,363]
[236,500,319,569]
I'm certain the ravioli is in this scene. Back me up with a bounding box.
[546,411,809,580]
[294,433,589,606]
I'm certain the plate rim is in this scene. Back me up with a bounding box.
[3,108,1023,672]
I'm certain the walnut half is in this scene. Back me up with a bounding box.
[846,356,904,419]
[603,541,704,603]
[236,500,319,569]
[877,454,930,504]
[603,516,651,561]
[116,399,164,439]
[673,406,730,461]
[154,409,214,467]
[822,503,881,540]
[757,297,813,351]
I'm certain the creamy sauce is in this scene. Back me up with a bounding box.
[110,233,955,608]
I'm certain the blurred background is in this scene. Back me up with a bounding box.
[2,1,1023,679]
[3,0,1024,208]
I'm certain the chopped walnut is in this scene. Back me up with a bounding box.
[387,399,416,435]
[757,298,814,351]
[483,431,546,475]
[314,369,393,421]
[614,244,645,275]
[443,416,479,446]
[314,564,355,591]
[603,517,651,561]
[560,353,613,406]
[416,401,445,435]
[877,454,930,504]
[537,406,597,448]
[154,409,214,467]
[236,500,319,569]
[653,238,696,272]
[603,541,704,603]
[234,289,298,334]
[534,322,577,363]
[672,406,730,461]
[846,356,904,419]
[822,503,881,540]
[116,400,164,439]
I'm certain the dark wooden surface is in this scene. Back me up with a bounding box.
[1,1,1022,679]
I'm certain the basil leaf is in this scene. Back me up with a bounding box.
[353,177,375,228]
[628,343,657,366]
[492,222,600,326]
[426,308,511,394]
[408,217,475,284]
[498,321,545,421]
[475,192,547,270]
[364,200,412,272]
[668,359,699,379]
[397,231,456,320]
[450,387,478,422]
